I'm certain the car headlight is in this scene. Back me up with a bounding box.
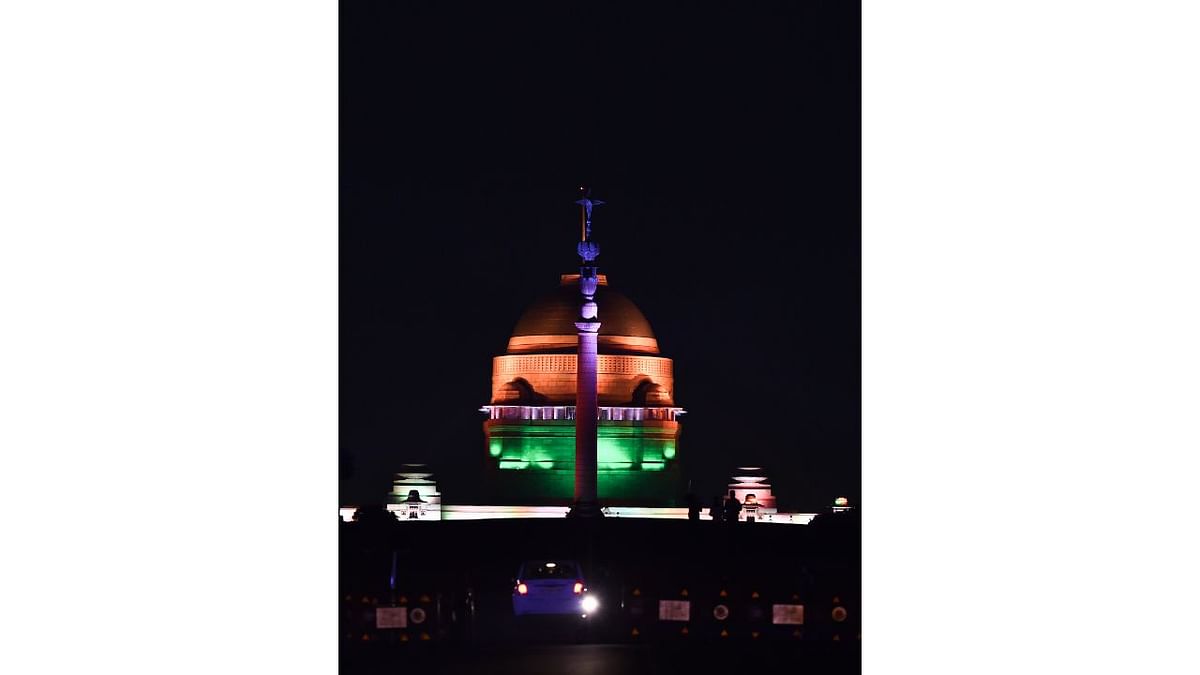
[581,595,599,614]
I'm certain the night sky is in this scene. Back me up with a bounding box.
[340,1,860,511]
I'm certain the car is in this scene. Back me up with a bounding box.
[511,559,599,618]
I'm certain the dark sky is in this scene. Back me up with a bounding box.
[340,1,860,511]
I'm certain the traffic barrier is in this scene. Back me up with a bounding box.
[342,592,389,644]
[655,586,693,641]
[769,591,807,641]
[407,589,449,642]
[792,588,859,641]
[696,583,733,640]
[829,593,859,641]
[622,583,650,641]
[609,578,856,643]
[341,586,460,645]
[698,582,779,641]
[743,588,770,640]
[352,573,856,646]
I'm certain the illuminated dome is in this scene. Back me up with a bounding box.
[507,275,660,355]
[484,270,682,505]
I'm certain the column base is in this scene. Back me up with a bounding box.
[566,500,606,519]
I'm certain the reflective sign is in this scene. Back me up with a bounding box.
[659,599,691,622]
[376,607,408,629]
[772,604,805,625]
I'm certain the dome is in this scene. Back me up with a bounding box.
[507,275,660,355]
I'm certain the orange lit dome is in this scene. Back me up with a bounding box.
[491,274,675,406]
[507,274,660,355]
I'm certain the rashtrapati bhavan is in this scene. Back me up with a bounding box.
[341,190,827,524]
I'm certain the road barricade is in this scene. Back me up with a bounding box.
[622,583,860,644]
[655,589,694,640]
[343,585,455,645]
[614,578,845,643]
[766,589,808,641]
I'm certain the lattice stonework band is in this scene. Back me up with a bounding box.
[494,354,673,377]
[491,354,675,407]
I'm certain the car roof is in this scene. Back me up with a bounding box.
[519,559,580,569]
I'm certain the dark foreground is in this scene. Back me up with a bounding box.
[344,642,860,674]
[341,512,860,671]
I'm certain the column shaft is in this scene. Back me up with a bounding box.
[574,331,599,503]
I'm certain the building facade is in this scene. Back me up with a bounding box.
[481,273,684,505]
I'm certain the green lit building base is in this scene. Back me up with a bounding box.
[483,419,682,506]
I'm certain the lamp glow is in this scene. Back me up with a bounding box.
[581,595,599,614]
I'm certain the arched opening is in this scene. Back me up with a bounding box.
[495,377,546,405]
[631,378,670,406]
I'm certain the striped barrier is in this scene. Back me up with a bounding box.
[342,588,454,645]
[615,580,854,643]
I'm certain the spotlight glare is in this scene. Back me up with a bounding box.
[581,595,600,614]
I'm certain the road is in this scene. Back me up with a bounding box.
[343,642,859,674]
[341,517,861,671]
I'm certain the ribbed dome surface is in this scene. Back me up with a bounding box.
[507,275,659,355]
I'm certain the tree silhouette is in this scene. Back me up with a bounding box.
[351,503,398,530]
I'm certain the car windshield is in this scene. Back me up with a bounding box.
[523,561,578,579]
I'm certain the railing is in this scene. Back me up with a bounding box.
[479,405,686,422]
